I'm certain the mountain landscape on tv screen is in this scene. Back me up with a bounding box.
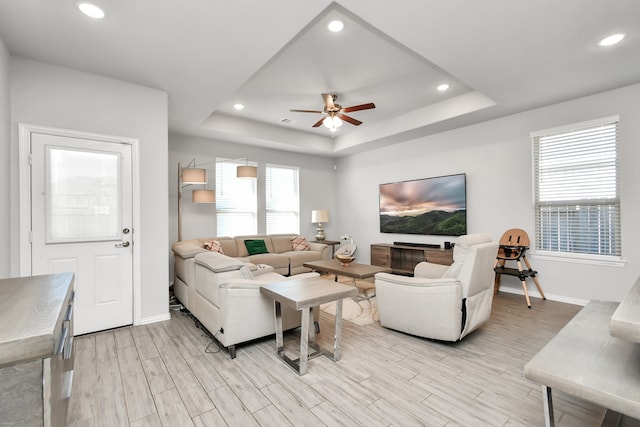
[380,210,467,236]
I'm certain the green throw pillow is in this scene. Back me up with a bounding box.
[245,239,268,255]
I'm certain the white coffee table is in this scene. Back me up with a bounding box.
[260,277,357,375]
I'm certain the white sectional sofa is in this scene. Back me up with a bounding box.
[172,234,328,309]
[171,234,327,358]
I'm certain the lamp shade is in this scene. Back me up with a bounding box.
[192,189,215,203]
[182,167,207,184]
[237,165,257,178]
[311,210,329,224]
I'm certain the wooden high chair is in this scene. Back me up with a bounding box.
[494,228,545,308]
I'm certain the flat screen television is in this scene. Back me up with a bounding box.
[379,173,467,236]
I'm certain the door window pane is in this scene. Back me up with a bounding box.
[47,147,121,242]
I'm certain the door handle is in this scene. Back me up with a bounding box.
[115,241,130,248]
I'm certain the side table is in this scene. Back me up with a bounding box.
[260,277,357,375]
[312,239,340,258]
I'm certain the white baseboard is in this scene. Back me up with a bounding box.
[497,286,588,306]
[137,312,171,325]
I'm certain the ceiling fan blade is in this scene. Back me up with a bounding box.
[312,117,325,127]
[341,102,376,113]
[338,114,362,126]
[289,109,324,113]
[321,93,336,110]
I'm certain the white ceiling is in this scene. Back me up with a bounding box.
[1,1,639,157]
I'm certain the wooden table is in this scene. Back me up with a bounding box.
[260,277,357,375]
[303,259,392,300]
[311,240,340,258]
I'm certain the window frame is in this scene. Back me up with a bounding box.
[265,163,300,235]
[531,116,625,267]
[214,158,258,237]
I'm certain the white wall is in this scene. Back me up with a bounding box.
[0,37,9,278]
[10,57,170,322]
[168,134,337,280]
[337,83,640,303]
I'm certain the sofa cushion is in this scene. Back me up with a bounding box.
[195,252,245,273]
[245,239,269,255]
[234,235,274,256]
[172,239,208,259]
[216,237,239,257]
[286,250,323,265]
[291,236,310,251]
[270,235,296,253]
[204,240,224,254]
[246,253,290,271]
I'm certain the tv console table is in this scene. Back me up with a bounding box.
[371,243,453,276]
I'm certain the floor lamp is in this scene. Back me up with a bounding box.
[177,159,257,241]
[178,161,214,242]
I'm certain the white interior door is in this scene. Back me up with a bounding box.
[30,133,133,335]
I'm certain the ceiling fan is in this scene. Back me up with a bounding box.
[289,93,375,129]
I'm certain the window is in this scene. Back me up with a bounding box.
[266,164,300,234]
[532,116,621,258]
[215,159,257,236]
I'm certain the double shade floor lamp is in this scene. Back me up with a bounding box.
[177,159,257,242]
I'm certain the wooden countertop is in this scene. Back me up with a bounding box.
[0,273,74,367]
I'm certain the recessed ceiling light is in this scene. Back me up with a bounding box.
[77,2,105,19]
[233,103,245,111]
[328,20,344,32]
[597,33,626,47]
[437,83,450,92]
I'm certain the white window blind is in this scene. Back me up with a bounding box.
[532,117,621,257]
[266,164,300,234]
[215,159,257,236]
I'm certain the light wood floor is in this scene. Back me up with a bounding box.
[67,292,640,426]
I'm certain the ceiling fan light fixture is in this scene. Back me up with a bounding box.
[328,20,344,32]
[323,116,342,129]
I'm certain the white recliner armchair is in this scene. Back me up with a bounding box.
[374,233,499,341]
[191,251,320,358]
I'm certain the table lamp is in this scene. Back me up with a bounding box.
[311,210,329,241]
